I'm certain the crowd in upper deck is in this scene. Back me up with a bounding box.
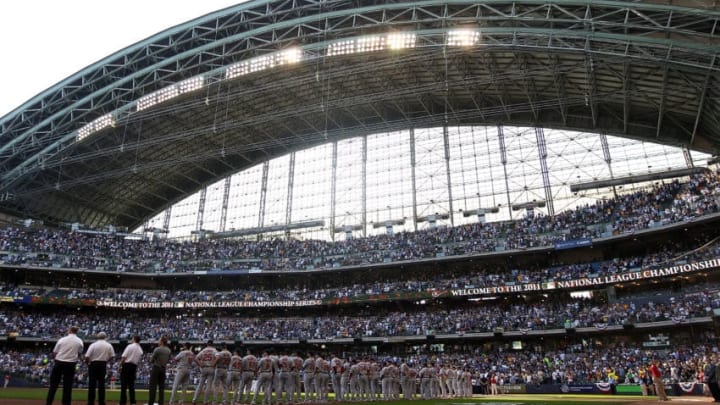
[0,172,717,273]
[1,278,718,343]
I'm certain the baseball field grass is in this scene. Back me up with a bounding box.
[0,389,704,405]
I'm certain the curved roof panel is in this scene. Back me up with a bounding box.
[0,0,719,228]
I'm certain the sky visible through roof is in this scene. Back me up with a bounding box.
[0,0,245,117]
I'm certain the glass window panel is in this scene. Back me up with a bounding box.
[201,178,226,232]
[263,155,291,227]
[292,144,333,226]
[335,138,365,237]
[414,128,451,230]
[167,193,200,238]
[226,164,263,231]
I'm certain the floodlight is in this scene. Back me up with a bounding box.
[136,93,157,111]
[356,36,385,53]
[178,76,204,94]
[328,39,356,56]
[278,47,302,64]
[156,86,179,103]
[77,113,115,142]
[226,61,250,79]
[387,33,416,50]
[447,29,480,46]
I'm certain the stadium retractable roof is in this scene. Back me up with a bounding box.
[0,0,719,229]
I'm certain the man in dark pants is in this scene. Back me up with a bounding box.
[705,354,720,402]
[85,331,115,405]
[45,325,84,405]
[148,336,172,405]
[120,335,143,405]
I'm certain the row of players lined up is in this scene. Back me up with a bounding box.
[171,343,476,405]
[2,286,717,341]
[3,232,718,304]
[4,336,715,403]
[0,173,718,273]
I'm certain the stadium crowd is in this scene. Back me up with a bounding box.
[0,173,717,273]
[1,230,718,305]
[1,281,718,342]
[1,339,718,400]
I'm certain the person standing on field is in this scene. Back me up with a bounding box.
[85,331,115,405]
[213,343,232,405]
[227,349,244,405]
[148,336,172,405]
[120,335,143,405]
[193,340,218,405]
[45,325,84,405]
[169,343,195,405]
[649,359,668,401]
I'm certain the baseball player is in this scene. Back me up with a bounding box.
[438,365,448,398]
[339,358,352,402]
[329,354,343,402]
[379,361,392,400]
[348,360,360,400]
[389,361,400,399]
[192,340,218,405]
[302,353,316,402]
[290,353,303,403]
[277,352,294,405]
[369,360,380,400]
[169,343,195,405]
[213,344,232,405]
[357,359,370,401]
[252,350,276,405]
[240,350,258,404]
[314,354,330,402]
[419,363,432,399]
[269,352,281,404]
[227,349,243,405]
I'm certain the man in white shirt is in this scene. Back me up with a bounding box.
[85,331,115,405]
[120,335,144,405]
[45,325,84,405]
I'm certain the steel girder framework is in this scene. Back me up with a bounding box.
[0,0,718,229]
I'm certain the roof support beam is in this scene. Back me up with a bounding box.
[691,55,716,146]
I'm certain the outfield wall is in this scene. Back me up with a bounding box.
[502,382,705,396]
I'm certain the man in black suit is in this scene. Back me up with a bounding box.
[704,354,720,402]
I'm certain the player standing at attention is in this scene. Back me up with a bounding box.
[227,349,244,405]
[193,340,218,405]
[252,350,276,405]
[314,354,330,403]
[290,353,304,404]
[329,354,344,402]
[213,344,232,405]
[169,343,195,405]
[277,352,294,405]
[302,353,316,403]
[240,349,258,404]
